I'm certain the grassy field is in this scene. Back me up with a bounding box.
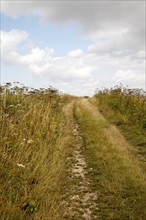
[74,99,146,219]
[0,83,146,219]
[94,85,146,161]
[0,83,74,219]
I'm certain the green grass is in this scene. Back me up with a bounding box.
[93,86,146,161]
[74,99,146,219]
[1,83,146,219]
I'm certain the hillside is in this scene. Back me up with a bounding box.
[0,85,146,220]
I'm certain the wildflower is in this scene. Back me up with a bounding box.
[23,138,26,142]
[17,163,25,168]
[27,139,33,144]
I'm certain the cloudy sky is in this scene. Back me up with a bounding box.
[1,1,145,96]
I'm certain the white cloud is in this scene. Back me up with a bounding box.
[1,28,145,93]
[20,47,54,65]
[68,49,83,58]
[1,29,28,64]
[87,28,145,68]
[1,1,145,54]
[113,69,145,87]
[88,29,129,54]
[1,1,144,33]
[1,29,96,82]
[1,29,28,51]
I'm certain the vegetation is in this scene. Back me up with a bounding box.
[1,82,146,219]
[94,85,146,160]
[0,82,72,219]
[74,99,146,219]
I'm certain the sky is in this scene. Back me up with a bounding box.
[1,0,145,96]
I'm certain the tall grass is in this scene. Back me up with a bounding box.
[0,83,68,219]
[95,85,146,127]
[94,85,146,159]
[74,99,146,219]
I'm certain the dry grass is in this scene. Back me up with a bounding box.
[1,82,146,219]
[0,84,73,219]
[74,99,146,219]
[94,86,146,161]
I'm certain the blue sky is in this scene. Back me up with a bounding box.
[1,1,145,96]
[2,13,90,56]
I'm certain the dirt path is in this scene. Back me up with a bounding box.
[62,99,99,220]
[62,98,146,220]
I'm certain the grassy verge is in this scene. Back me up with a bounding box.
[0,88,73,219]
[93,88,146,161]
[74,100,146,219]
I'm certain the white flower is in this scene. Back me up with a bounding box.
[17,163,25,168]
[27,139,33,144]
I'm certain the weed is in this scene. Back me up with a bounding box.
[0,83,72,219]
[74,99,146,219]
[94,85,146,161]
